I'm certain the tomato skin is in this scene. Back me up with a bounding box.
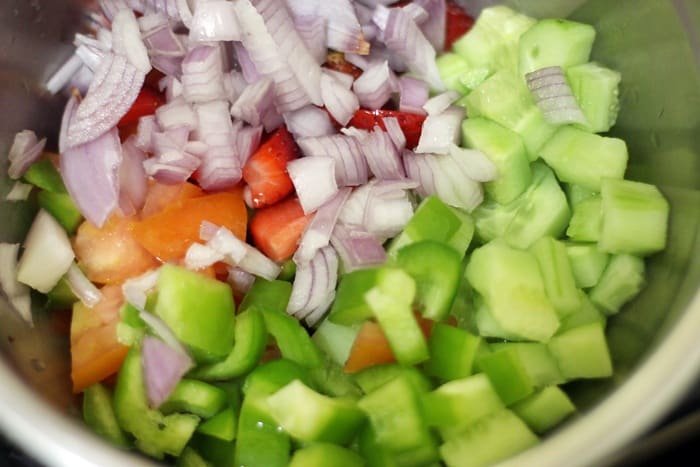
[118,87,165,128]
[249,196,313,262]
[445,0,475,51]
[140,181,204,218]
[347,109,427,149]
[323,51,363,80]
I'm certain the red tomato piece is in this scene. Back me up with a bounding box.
[249,196,313,262]
[118,87,166,128]
[445,0,475,51]
[323,51,363,80]
[347,109,427,149]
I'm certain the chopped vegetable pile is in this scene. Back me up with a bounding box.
[0,1,670,466]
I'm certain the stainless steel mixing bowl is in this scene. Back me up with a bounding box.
[0,1,699,466]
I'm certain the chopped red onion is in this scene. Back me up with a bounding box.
[283,105,336,139]
[181,45,227,104]
[141,14,187,58]
[382,7,444,91]
[195,152,242,191]
[415,0,446,52]
[64,53,145,149]
[46,53,85,95]
[330,223,387,273]
[398,75,429,114]
[418,152,484,212]
[142,335,193,409]
[176,0,194,27]
[135,115,159,152]
[526,66,588,126]
[320,72,359,127]
[319,0,370,55]
[344,53,371,71]
[111,8,152,74]
[288,157,338,215]
[231,78,276,127]
[381,116,406,152]
[119,136,149,216]
[194,99,243,190]
[98,0,129,21]
[414,105,465,155]
[402,149,436,198]
[122,268,160,310]
[74,33,109,72]
[66,263,103,308]
[233,42,263,84]
[363,179,417,238]
[143,150,201,185]
[361,126,406,180]
[232,122,263,166]
[294,187,351,264]
[422,90,461,115]
[352,60,398,110]
[151,54,184,79]
[61,127,122,228]
[189,0,241,42]
[448,144,498,183]
[293,14,327,64]
[323,69,355,89]
[401,3,429,24]
[16,210,75,294]
[297,134,369,187]
[127,0,180,20]
[222,70,248,104]
[156,96,198,130]
[288,246,338,321]
[7,130,46,179]
[225,266,256,296]
[338,182,372,227]
[5,181,33,202]
[303,288,336,327]
[0,243,33,326]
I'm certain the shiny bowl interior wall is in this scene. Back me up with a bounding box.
[0,1,699,466]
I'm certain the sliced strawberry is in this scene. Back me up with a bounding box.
[242,125,300,209]
[445,0,475,51]
[323,51,363,80]
[347,108,427,149]
[118,87,166,128]
[250,196,313,262]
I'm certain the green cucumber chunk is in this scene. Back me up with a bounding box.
[160,379,228,419]
[588,253,645,315]
[566,196,602,242]
[539,126,628,192]
[395,240,463,321]
[557,291,606,334]
[265,380,365,444]
[439,409,538,467]
[566,183,598,207]
[38,191,82,234]
[82,383,130,449]
[567,61,621,133]
[328,268,379,326]
[425,323,483,381]
[518,18,596,74]
[599,178,669,256]
[461,117,532,204]
[352,364,433,396]
[530,236,581,317]
[511,386,576,434]
[154,264,235,362]
[547,321,613,379]
[177,446,212,467]
[289,443,365,467]
[437,53,472,94]
[565,242,610,289]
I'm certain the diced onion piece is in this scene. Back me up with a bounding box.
[360,126,405,180]
[142,335,193,409]
[320,72,360,127]
[155,96,198,131]
[237,246,281,281]
[135,115,159,152]
[122,268,161,310]
[5,181,33,202]
[304,289,336,327]
[381,116,406,152]
[415,0,447,52]
[287,156,338,214]
[363,179,417,238]
[231,121,263,166]
[204,226,248,265]
[66,263,103,308]
[526,66,588,126]
[189,0,241,42]
[139,309,192,358]
[318,0,370,55]
[448,144,498,183]
[422,90,460,115]
[231,78,276,127]
[398,75,429,114]
[181,45,227,104]
[111,8,152,74]
[352,60,398,110]
[184,243,225,271]
[226,267,256,296]
[297,135,368,187]
[119,137,149,216]
[414,106,465,155]
[402,149,436,198]
[431,153,484,212]
[16,210,75,294]
[0,243,33,326]
[330,223,387,273]
[141,14,186,58]
[293,14,327,64]
[7,130,47,179]
[283,105,336,139]
[294,187,352,264]
[288,246,338,321]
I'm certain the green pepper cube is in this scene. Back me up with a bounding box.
[261,308,323,369]
[160,379,228,419]
[239,278,292,314]
[82,383,130,449]
[190,434,236,467]
[38,191,82,234]
[289,443,365,467]
[511,386,576,434]
[235,396,291,467]
[243,358,313,397]
[196,404,238,442]
[425,323,483,381]
[265,380,366,444]
[22,158,67,193]
[309,355,363,400]
[176,446,211,467]
[154,264,235,362]
[547,321,613,380]
[328,268,380,326]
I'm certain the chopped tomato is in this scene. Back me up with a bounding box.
[343,314,435,374]
[118,87,166,128]
[323,51,363,80]
[132,189,247,262]
[445,0,475,51]
[346,109,427,149]
[73,215,159,285]
[70,285,129,393]
[242,125,300,208]
[140,181,204,218]
[249,196,313,262]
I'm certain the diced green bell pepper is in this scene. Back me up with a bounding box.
[22,158,67,193]
[309,355,364,400]
[189,434,236,467]
[82,383,130,449]
[46,276,77,310]
[234,396,291,467]
[160,379,228,419]
[196,405,238,442]
[328,268,380,326]
[243,358,313,397]
[511,385,576,434]
[352,364,433,396]
[261,308,323,369]
[176,446,212,467]
[38,190,82,234]
[239,278,293,314]
[425,323,483,381]
[312,318,359,367]
[289,443,365,467]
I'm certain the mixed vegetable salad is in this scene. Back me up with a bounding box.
[0,0,671,466]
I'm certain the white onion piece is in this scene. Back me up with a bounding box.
[426,153,484,212]
[286,253,313,314]
[112,8,152,74]
[293,14,327,64]
[238,247,281,281]
[0,243,32,326]
[7,130,46,179]
[360,127,405,180]
[181,45,227,104]
[122,268,161,310]
[415,0,447,52]
[16,210,75,294]
[448,144,498,182]
[422,90,461,116]
[352,60,398,110]
[205,226,248,265]
[231,78,275,127]
[66,263,103,308]
[318,0,369,55]
[382,7,444,91]
[381,116,406,152]
[283,105,336,139]
[119,137,149,216]
[5,181,32,202]
[297,135,368,187]
[222,70,248,104]
[184,243,225,271]
[330,223,386,273]
[363,180,417,238]
[294,187,352,264]
[526,66,588,126]
[98,0,129,21]
[176,0,194,27]
[64,54,145,149]
[61,127,122,228]
[233,0,312,113]
[414,106,465,155]
[139,308,192,356]
[141,15,186,57]
[320,72,359,127]
[287,156,338,215]
[142,335,193,409]
[225,267,256,296]
[127,0,180,19]
[201,224,281,280]
[189,1,241,42]
[398,75,429,114]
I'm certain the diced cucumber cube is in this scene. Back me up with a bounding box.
[547,321,613,379]
[466,240,560,342]
[566,196,602,242]
[511,386,576,434]
[565,183,598,207]
[518,19,596,74]
[567,61,621,133]
[439,409,538,467]
[557,291,606,334]
[312,319,359,367]
[539,126,628,192]
[599,178,669,256]
[289,443,365,467]
[530,236,582,317]
[425,323,483,381]
[265,380,365,444]
[461,117,532,204]
[473,299,523,342]
[588,254,645,315]
[458,68,492,94]
[422,374,504,438]
[352,364,433,396]
[437,53,472,94]
[471,197,521,244]
[565,242,610,289]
